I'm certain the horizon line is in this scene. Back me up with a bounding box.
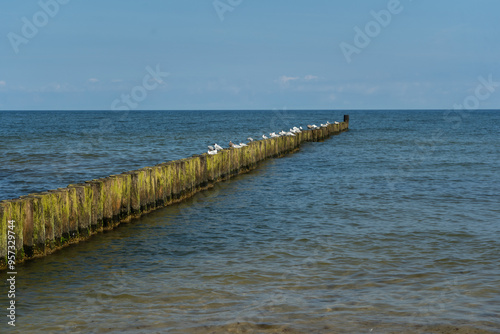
[1,109,499,112]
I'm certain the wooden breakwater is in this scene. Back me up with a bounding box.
[0,117,349,269]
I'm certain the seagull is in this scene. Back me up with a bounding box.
[286,131,296,136]
[207,149,218,155]
[247,137,254,142]
[327,121,331,125]
[320,123,328,128]
[233,144,242,148]
[279,130,286,136]
[208,145,215,151]
[307,125,314,129]
[229,141,235,148]
[262,134,268,139]
[334,121,340,124]
[270,132,279,138]
[214,143,223,150]
[239,143,247,147]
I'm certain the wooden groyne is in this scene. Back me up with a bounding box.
[0,117,349,269]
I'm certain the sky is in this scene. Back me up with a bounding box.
[0,0,499,110]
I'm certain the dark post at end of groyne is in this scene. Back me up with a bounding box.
[0,117,349,269]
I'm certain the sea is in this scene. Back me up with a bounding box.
[0,110,499,333]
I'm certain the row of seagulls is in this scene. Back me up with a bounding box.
[208,121,340,154]
[264,125,305,139]
[208,140,248,154]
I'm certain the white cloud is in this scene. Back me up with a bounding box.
[88,78,99,83]
[37,82,81,93]
[304,75,318,81]
[278,75,299,84]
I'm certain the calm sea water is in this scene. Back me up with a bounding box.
[0,110,499,333]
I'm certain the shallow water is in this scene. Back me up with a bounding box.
[0,110,499,333]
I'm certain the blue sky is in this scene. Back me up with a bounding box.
[1,0,499,110]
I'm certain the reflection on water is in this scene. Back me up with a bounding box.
[1,111,499,333]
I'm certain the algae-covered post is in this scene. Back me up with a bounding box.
[0,117,349,270]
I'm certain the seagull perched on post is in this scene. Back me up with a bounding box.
[229,141,235,148]
[214,143,223,150]
[262,134,268,139]
[247,137,254,142]
[207,146,218,155]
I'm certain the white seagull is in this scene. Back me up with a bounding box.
[247,137,254,142]
[239,143,247,147]
[262,134,268,139]
[214,143,223,150]
[207,149,218,155]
